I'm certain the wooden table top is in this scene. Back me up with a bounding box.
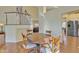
[31,33,46,44]
[32,33,45,43]
[32,33,52,44]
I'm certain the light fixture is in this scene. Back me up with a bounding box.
[0,23,4,26]
[0,23,4,32]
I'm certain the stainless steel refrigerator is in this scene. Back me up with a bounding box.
[67,20,79,37]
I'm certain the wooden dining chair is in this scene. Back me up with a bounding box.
[39,35,53,53]
[17,40,38,53]
[46,30,52,37]
[17,31,38,53]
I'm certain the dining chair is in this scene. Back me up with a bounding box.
[17,30,38,53]
[46,30,52,37]
[17,39,38,53]
[26,29,39,53]
[40,34,52,53]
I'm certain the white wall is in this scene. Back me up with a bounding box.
[45,12,61,36]
[39,6,79,36]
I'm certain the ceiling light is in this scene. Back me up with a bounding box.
[0,23,4,26]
